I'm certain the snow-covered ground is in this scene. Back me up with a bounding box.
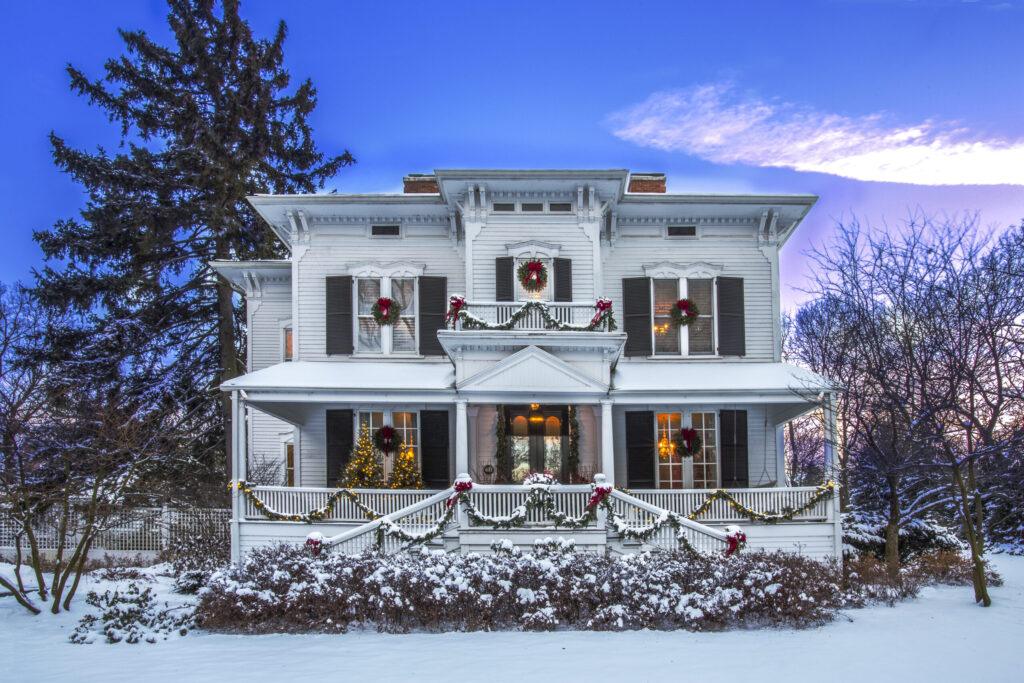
[2,557,1022,683]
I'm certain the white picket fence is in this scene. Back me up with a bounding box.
[0,506,230,557]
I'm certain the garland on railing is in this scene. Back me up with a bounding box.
[452,300,617,332]
[228,480,380,523]
[684,481,836,524]
[600,502,697,554]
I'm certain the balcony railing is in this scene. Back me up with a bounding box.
[455,300,610,332]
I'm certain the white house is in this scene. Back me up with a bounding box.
[213,169,840,562]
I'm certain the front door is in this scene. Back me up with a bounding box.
[507,405,567,482]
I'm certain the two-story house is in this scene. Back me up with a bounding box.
[213,169,840,562]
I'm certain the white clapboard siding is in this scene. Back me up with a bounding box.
[601,226,775,361]
[471,216,595,301]
[247,286,294,477]
[296,225,466,361]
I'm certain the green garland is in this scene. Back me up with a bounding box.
[455,301,617,332]
[601,500,698,554]
[567,405,581,481]
[230,480,380,523]
[685,481,836,523]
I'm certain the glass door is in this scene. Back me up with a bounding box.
[507,405,566,481]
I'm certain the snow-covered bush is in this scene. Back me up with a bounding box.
[161,523,230,594]
[196,543,847,633]
[69,582,193,644]
[842,509,962,561]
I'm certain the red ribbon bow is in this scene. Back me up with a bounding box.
[448,480,473,507]
[590,298,613,325]
[587,484,613,509]
[725,530,747,557]
[377,426,396,453]
[679,428,698,452]
[677,299,692,315]
[305,536,323,557]
[526,260,544,281]
[377,297,393,317]
[446,295,466,323]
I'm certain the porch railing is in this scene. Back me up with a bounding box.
[457,301,601,331]
[630,487,832,523]
[468,486,596,527]
[607,488,729,555]
[243,486,442,522]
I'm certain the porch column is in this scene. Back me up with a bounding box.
[455,399,469,477]
[823,391,843,560]
[600,399,615,485]
[230,390,241,564]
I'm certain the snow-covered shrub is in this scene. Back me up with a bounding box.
[94,566,153,583]
[843,510,962,561]
[196,543,847,633]
[69,582,193,644]
[161,523,230,594]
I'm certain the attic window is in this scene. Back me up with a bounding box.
[521,202,543,212]
[493,202,515,212]
[371,225,401,237]
[549,202,572,213]
[667,225,697,238]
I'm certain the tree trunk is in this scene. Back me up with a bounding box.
[951,464,991,606]
[216,238,239,479]
[884,475,901,582]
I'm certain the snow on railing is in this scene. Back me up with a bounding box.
[466,484,595,527]
[243,486,441,523]
[456,301,605,331]
[606,489,730,555]
[321,487,456,555]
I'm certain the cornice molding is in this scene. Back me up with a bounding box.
[505,240,562,258]
[643,261,724,279]
[347,261,426,278]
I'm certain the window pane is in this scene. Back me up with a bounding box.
[391,279,415,314]
[689,318,713,354]
[393,317,415,352]
[687,279,712,311]
[657,412,683,488]
[358,279,380,314]
[692,412,717,488]
[358,319,381,352]
[283,327,293,361]
[511,437,530,482]
[653,279,679,355]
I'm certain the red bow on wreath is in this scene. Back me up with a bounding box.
[377,297,394,318]
[591,298,613,326]
[305,533,324,556]
[377,426,397,453]
[724,529,747,557]
[679,428,698,451]
[677,299,693,315]
[526,260,544,282]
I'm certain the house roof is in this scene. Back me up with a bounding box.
[611,361,834,403]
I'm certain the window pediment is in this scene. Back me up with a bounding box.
[643,261,723,279]
[347,261,426,278]
[505,240,561,259]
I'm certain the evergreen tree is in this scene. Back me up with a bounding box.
[341,427,384,488]
[389,445,424,489]
[32,0,353,476]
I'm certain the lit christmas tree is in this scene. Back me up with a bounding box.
[389,444,424,489]
[341,426,384,488]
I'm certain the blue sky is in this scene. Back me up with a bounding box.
[2,0,1022,305]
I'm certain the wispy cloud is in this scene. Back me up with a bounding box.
[610,83,1024,186]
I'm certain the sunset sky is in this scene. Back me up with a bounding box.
[2,0,1021,305]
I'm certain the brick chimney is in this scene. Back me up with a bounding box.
[627,172,666,193]
[403,174,439,193]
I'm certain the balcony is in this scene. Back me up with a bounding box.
[451,300,616,333]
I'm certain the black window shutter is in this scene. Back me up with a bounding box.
[622,277,652,357]
[719,409,748,488]
[553,258,573,302]
[420,410,450,488]
[717,277,745,356]
[326,409,354,486]
[418,276,447,356]
[625,411,655,488]
[326,276,353,355]
[495,257,514,301]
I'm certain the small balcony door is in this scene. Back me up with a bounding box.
[507,405,567,482]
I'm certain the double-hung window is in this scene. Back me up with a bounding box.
[654,411,719,489]
[355,277,417,354]
[651,278,716,356]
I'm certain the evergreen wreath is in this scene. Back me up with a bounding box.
[674,427,703,458]
[517,259,548,292]
[371,297,402,325]
[373,425,403,455]
[670,298,700,327]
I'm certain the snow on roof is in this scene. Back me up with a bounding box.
[612,362,834,396]
[221,361,454,393]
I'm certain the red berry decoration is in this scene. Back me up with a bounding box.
[670,298,700,327]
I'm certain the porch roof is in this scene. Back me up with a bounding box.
[221,360,454,396]
[610,361,834,403]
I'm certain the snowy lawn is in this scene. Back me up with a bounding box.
[1,556,1021,683]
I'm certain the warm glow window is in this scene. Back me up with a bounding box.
[651,278,716,356]
[355,277,417,354]
[655,411,718,489]
[656,412,683,488]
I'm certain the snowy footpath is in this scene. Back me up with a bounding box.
[2,556,1022,683]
